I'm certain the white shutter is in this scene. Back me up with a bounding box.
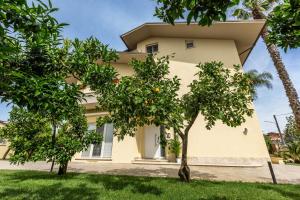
[102,123,113,158]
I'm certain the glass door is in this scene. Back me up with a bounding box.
[81,123,113,159]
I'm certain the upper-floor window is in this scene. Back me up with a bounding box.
[146,43,158,54]
[185,40,194,49]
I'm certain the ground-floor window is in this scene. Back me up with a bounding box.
[81,123,113,158]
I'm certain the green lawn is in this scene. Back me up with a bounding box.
[0,170,299,200]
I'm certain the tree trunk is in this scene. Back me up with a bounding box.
[178,134,190,182]
[2,148,10,160]
[50,123,56,173]
[58,162,68,175]
[252,8,300,130]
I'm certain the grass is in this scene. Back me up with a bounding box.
[286,163,300,166]
[0,170,300,200]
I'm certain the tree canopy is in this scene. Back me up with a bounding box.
[0,106,102,175]
[154,0,240,26]
[268,0,300,51]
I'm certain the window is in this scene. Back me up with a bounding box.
[146,43,158,54]
[185,40,194,49]
[81,123,113,158]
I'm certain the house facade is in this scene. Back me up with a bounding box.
[73,20,270,166]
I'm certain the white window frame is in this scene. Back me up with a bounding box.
[81,123,111,159]
[146,43,158,54]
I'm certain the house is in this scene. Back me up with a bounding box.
[72,21,270,166]
[0,120,9,159]
[267,132,284,152]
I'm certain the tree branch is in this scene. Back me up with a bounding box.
[184,112,199,135]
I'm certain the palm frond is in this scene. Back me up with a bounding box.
[260,0,280,11]
[245,70,273,99]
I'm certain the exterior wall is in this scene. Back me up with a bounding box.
[73,113,143,163]
[74,63,143,163]
[137,37,270,165]
[77,36,269,166]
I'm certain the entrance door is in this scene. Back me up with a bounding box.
[144,125,161,159]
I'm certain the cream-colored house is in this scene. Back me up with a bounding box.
[73,20,270,166]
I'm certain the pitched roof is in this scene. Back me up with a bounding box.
[120,20,265,65]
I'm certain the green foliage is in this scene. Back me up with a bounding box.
[232,0,280,19]
[282,116,300,163]
[0,0,113,175]
[268,0,300,51]
[284,115,300,143]
[49,106,102,167]
[155,0,240,26]
[0,0,62,59]
[232,0,300,51]
[183,62,254,129]
[85,55,254,143]
[85,55,182,139]
[283,140,300,163]
[0,106,102,172]
[244,69,273,99]
[264,135,274,154]
[168,137,181,158]
[63,37,118,80]
[0,107,51,164]
[0,0,78,122]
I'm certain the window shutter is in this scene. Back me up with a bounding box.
[102,123,113,158]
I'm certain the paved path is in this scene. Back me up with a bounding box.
[1,160,300,184]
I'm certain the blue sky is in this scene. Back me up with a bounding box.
[1,0,299,133]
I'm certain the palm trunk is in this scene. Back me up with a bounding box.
[178,134,190,182]
[58,162,68,175]
[252,8,300,130]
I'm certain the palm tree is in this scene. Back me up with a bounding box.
[283,140,300,163]
[245,70,273,99]
[233,0,300,130]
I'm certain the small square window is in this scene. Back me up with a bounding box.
[146,43,158,54]
[185,40,194,49]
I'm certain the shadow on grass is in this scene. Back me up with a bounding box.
[0,170,163,199]
[256,184,300,200]
[0,182,100,200]
[85,173,163,196]
[2,170,300,200]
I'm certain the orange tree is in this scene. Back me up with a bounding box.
[84,55,255,182]
[0,0,115,173]
[0,106,101,175]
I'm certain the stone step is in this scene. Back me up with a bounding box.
[132,158,177,165]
